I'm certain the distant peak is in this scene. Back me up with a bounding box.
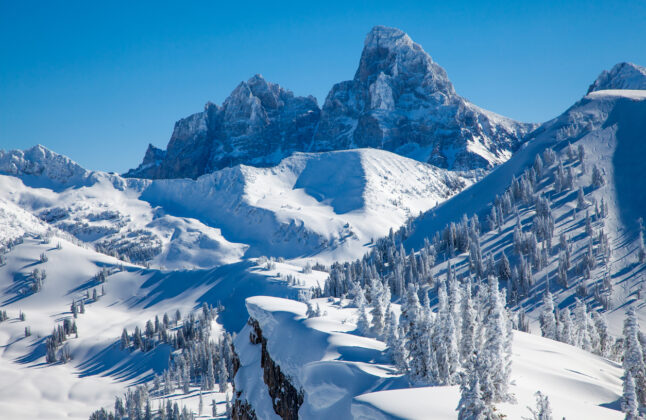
[364,26,411,48]
[355,25,454,95]
[587,62,646,93]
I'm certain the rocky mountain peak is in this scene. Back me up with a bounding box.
[125,26,532,179]
[356,26,454,96]
[587,62,646,93]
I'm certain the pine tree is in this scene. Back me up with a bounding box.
[479,277,512,403]
[460,282,477,366]
[623,308,646,405]
[457,374,494,420]
[387,311,408,373]
[576,187,587,211]
[574,299,592,351]
[622,372,640,420]
[370,293,386,338]
[218,355,229,392]
[559,308,574,345]
[120,328,130,350]
[526,391,553,420]
[353,298,369,337]
[540,291,557,340]
[591,164,605,188]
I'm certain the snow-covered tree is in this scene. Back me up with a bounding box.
[623,308,646,405]
[622,372,641,420]
[591,164,605,188]
[460,282,477,365]
[525,391,553,420]
[539,291,557,340]
[356,300,371,336]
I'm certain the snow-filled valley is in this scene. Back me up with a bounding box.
[1,26,646,420]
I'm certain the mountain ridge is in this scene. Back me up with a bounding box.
[125,26,536,180]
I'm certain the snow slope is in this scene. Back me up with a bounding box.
[141,148,475,263]
[0,146,474,269]
[0,231,332,419]
[235,296,623,419]
[397,89,646,331]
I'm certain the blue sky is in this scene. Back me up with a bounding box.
[1,0,645,173]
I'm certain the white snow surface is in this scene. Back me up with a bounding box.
[0,146,473,269]
[235,296,623,419]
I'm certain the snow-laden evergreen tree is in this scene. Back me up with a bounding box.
[405,286,431,383]
[356,299,371,336]
[574,299,592,351]
[479,276,513,404]
[576,187,587,211]
[460,281,477,366]
[592,312,613,358]
[623,307,646,405]
[622,371,641,420]
[351,282,366,308]
[497,252,511,281]
[457,374,495,420]
[430,280,460,385]
[539,291,557,340]
[591,164,605,188]
[370,283,387,338]
[525,391,553,420]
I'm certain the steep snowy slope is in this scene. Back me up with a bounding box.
[0,234,326,419]
[234,296,623,419]
[0,146,474,268]
[399,89,646,327]
[140,148,475,263]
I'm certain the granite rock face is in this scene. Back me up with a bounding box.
[126,26,535,179]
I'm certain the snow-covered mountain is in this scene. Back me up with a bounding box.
[0,145,473,269]
[125,75,320,179]
[125,26,534,180]
[312,26,535,170]
[587,62,646,93]
[1,49,646,420]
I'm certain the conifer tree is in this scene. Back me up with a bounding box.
[623,308,646,405]
[622,372,640,420]
[540,291,557,340]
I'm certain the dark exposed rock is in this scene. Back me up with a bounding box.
[233,318,304,420]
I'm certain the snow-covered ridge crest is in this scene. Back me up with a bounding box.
[0,144,89,185]
[587,62,646,93]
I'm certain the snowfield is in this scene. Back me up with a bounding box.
[235,296,623,419]
[0,147,474,270]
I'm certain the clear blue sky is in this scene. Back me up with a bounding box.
[1,0,645,173]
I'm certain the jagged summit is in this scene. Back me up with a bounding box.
[356,26,454,96]
[313,26,534,170]
[126,74,320,179]
[587,62,646,93]
[125,26,533,179]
